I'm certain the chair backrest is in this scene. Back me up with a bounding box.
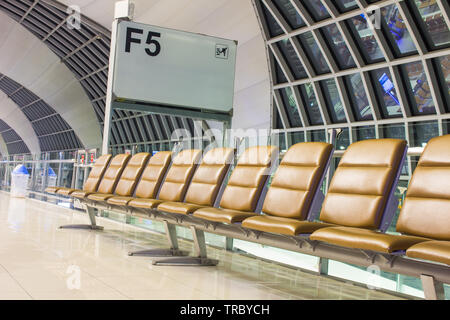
[157,149,202,202]
[219,146,279,213]
[96,154,131,194]
[319,139,406,230]
[396,134,450,241]
[134,151,172,199]
[262,142,333,221]
[83,154,112,192]
[114,153,150,196]
[184,148,235,206]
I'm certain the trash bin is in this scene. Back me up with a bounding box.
[11,164,29,198]
[47,167,57,187]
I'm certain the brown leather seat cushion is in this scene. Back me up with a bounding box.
[406,241,450,265]
[95,154,131,195]
[193,207,257,224]
[71,190,94,199]
[182,148,234,206]
[218,146,278,213]
[242,215,332,236]
[396,134,450,241]
[128,198,164,209]
[310,227,428,253]
[80,154,113,194]
[133,151,172,199]
[113,153,150,197]
[57,188,78,196]
[262,142,333,220]
[157,202,206,215]
[107,196,135,206]
[157,149,203,202]
[45,187,59,194]
[87,193,115,202]
[319,139,406,229]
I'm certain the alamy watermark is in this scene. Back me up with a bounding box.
[66,5,81,30]
[66,264,81,290]
[366,264,382,290]
[366,5,382,30]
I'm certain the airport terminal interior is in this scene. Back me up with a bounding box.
[0,0,449,301]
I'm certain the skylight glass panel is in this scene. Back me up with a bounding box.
[321,23,356,69]
[273,0,306,29]
[276,39,308,80]
[347,15,385,64]
[297,31,330,75]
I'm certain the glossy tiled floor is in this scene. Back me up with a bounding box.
[0,192,403,300]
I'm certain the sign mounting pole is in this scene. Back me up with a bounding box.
[102,1,133,155]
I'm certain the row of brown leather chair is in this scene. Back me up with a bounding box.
[47,136,450,268]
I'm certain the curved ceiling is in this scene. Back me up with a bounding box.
[0,0,212,151]
[0,73,83,153]
[0,8,101,151]
[0,89,40,154]
[0,118,30,155]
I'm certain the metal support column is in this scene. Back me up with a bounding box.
[421,274,446,300]
[128,220,188,257]
[102,18,121,155]
[318,257,329,275]
[225,237,234,251]
[59,205,104,230]
[152,226,218,266]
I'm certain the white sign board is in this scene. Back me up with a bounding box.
[112,21,237,114]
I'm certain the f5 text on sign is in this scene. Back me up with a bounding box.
[125,27,161,57]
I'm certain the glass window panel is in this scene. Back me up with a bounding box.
[272,0,305,29]
[336,128,350,150]
[278,87,303,128]
[409,0,450,49]
[271,51,288,84]
[346,15,385,64]
[260,1,284,38]
[444,119,450,135]
[276,39,308,80]
[272,132,287,151]
[298,83,324,125]
[433,55,450,113]
[320,24,356,69]
[369,68,402,118]
[343,73,373,121]
[401,61,436,116]
[274,103,284,129]
[309,129,327,142]
[303,0,331,21]
[288,131,305,145]
[297,31,330,75]
[380,123,406,140]
[334,0,358,13]
[409,121,439,147]
[380,5,417,57]
[353,126,376,141]
[320,79,347,123]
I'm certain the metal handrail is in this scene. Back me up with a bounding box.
[0,159,76,164]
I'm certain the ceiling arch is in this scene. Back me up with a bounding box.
[0,119,29,155]
[0,90,39,154]
[0,0,207,151]
[0,9,102,150]
[0,73,83,152]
